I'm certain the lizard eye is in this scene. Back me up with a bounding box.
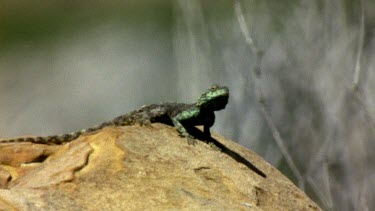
[210,84,218,90]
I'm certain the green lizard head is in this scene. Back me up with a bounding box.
[196,85,229,110]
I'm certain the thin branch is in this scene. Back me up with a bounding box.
[349,0,375,135]
[351,1,371,209]
[322,162,333,210]
[306,176,331,210]
[234,0,304,189]
[233,1,258,54]
[352,0,365,90]
[259,105,305,188]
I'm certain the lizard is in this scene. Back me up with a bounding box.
[0,84,267,178]
[0,85,229,145]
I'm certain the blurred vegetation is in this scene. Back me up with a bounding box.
[0,0,172,52]
[0,1,374,210]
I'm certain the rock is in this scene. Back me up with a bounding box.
[0,123,321,210]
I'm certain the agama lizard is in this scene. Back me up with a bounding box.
[0,84,267,178]
[0,85,229,145]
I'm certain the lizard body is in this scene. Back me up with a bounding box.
[0,85,229,145]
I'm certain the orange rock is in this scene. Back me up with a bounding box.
[0,124,321,210]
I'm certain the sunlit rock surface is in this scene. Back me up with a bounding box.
[0,124,320,210]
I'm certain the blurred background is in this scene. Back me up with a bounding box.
[0,0,374,210]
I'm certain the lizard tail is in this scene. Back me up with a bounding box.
[0,131,82,145]
[0,122,112,145]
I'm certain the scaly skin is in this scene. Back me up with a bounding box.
[0,85,229,145]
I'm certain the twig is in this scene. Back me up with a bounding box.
[233,1,258,54]
[322,162,333,209]
[259,105,305,188]
[352,0,365,90]
[350,0,375,134]
[306,176,331,210]
[350,1,371,209]
[234,0,304,189]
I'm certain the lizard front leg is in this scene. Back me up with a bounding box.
[171,117,196,145]
[170,107,200,145]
